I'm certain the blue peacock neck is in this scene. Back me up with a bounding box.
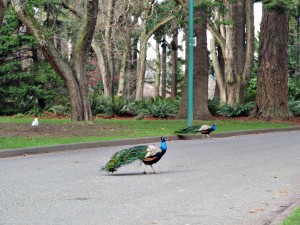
[211,125,217,131]
[160,141,167,151]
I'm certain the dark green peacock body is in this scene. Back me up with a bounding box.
[102,137,168,174]
[102,145,149,173]
[174,125,202,134]
[174,124,217,138]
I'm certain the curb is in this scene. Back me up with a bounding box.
[1,126,300,158]
[269,199,300,225]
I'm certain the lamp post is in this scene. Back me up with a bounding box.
[187,0,194,127]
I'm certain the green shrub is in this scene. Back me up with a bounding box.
[289,101,300,117]
[217,102,255,117]
[90,94,112,115]
[25,106,44,117]
[246,77,257,102]
[45,105,70,116]
[246,77,300,101]
[288,78,300,100]
[143,97,177,118]
[208,97,221,116]
[111,97,129,116]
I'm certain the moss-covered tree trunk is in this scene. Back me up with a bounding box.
[253,8,290,119]
[208,0,254,105]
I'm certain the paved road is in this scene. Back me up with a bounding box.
[1,131,300,225]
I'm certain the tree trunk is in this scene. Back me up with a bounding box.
[170,28,178,99]
[154,40,161,97]
[207,0,254,105]
[126,43,133,98]
[193,1,212,119]
[12,0,98,121]
[135,1,175,101]
[294,3,300,84]
[210,38,226,102]
[0,0,7,26]
[177,25,188,118]
[161,36,167,98]
[178,0,212,120]
[117,47,128,96]
[91,40,111,96]
[135,16,147,101]
[253,9,290,119]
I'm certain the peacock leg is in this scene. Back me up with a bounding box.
[150,165,159,174]
[143,165,149,174]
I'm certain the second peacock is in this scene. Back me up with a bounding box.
[174,124,217,138]
[102,137,168,174]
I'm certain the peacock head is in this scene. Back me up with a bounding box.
[161,137,168,142]
[160,137,168,151]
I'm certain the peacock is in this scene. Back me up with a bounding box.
[175,124,217,138]
[102,137,168,174]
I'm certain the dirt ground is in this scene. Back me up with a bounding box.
[1,116,300,138]
[0,121,119,138]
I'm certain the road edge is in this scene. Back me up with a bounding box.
[269,199,300,225]
[1,126,300,158]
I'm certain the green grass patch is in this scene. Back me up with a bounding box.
[0,116,293,150]
[280,205,300,225]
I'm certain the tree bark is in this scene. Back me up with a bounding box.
[253,9,290,119]
[161,36,167,98]
[0,0,7,27]
[170,28,178,98]
[117,46,129,96]
[192,1,212,119]
[207,0,254,105]
[178,0,212,120]
[294,3,300,84]
[154,39,161,97]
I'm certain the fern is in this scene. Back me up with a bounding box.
[111,97,129,116]
[217,102,255,117]
[143,97,176,118]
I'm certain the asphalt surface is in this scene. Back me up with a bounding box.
[1,130,300,225]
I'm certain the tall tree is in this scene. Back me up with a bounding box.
[253,1,292,119]
[178,0,212,120]
[0,7,65,115]
[135,0,177,101]
[12,0,98,121]
[208,0,254,105]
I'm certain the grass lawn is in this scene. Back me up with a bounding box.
[280,205,300,225]
[0,116,294,150]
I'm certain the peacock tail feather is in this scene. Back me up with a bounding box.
[174,125,201,134]
[102,145,148,173]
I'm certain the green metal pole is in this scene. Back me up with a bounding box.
[187,0,194,127]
